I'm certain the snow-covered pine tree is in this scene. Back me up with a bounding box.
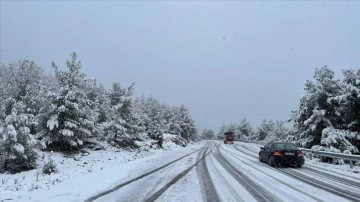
[138,96,165,141]
[103,82,138,148]
[340,69,360,132]
[133,96,197,143]
[201,128,215,140]
[132,96,149,139]
[161,104,173,134]
[327,68,360,152]
[37,53,95,151]
[166,106,181,136]
[254,119,273,141]
[83,79,110,138]
[291,66,341,148]
[178,105,197,141]
[273,120,289,140]
[236,118,253,140]
[1,103,37,173]
[0,60,47,121]
[217,124,228,140]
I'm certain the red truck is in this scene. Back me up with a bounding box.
[224,132,235,144]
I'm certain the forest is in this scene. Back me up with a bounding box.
[0,53,197,173]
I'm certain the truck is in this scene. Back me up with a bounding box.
[224,132,235,144]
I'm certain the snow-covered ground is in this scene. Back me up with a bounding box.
[1,139,360,202]
[0,134,204,202]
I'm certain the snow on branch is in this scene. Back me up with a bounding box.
[321,127,359,153]
[47,116,59,130]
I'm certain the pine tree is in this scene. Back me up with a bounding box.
[254,119,272,141]
[140,96,165,141]
[103,82,139,148]
[83,79,109,138]
[291,66,341,148]
[0,60,47,120]
[1,103,37,173]
[328,68,360,151]
[201,128,215,140]
[236,118,253,140]
[37,53,95,151]
[273,120,288,140]
[178,105,197,141]
[217,124,228,140]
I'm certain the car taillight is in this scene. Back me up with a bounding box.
[297,151,304,157]
[273,150,282,156]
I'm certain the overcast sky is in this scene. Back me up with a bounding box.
[1,1,359,132]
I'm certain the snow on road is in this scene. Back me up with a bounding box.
[1,140,360,202]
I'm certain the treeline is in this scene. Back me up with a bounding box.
[200,118,288,142]
[202,66,360,155]
[0,53,197,173]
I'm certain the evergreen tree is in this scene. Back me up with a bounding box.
[178,105,197,141]
[254,119,273,141]
[217,124,228,140]
[236,118,253,140]
[84,79,109,138]
[142,96,165,141]
[273,120,289,140]
[291,66,341,148]
[227,123,237,133]
[201,128,215,140]
[37,53,95,151]
[168,106,183,136]
[103,82,138,147]
[0,60,47,120]
[328,68,360,151]
[1,103,37,173]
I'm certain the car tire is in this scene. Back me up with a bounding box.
[296,163,302,168]
[268,156,275,167]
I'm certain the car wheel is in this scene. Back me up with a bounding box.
[268,156,275,167]
[296,163,302,168]
[259,155,262,162]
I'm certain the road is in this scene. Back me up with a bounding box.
[86,141,360,202]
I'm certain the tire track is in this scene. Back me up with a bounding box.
[301,167,360,187]
[85,148,202,202]
[196,142,220,202]
[145,143,211,202]
[278,168,360,202]
[213,145,282,202]
[206,152,245,201]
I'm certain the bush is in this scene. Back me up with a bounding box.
[42,156,57,175]
[111,137,139,149]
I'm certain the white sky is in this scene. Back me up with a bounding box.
[1,1,359,131]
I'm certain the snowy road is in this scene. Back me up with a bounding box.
[85,141,360,202]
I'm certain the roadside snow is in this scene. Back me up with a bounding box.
[0,135,204,202]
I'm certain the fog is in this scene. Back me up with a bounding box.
[1,1,359,131]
